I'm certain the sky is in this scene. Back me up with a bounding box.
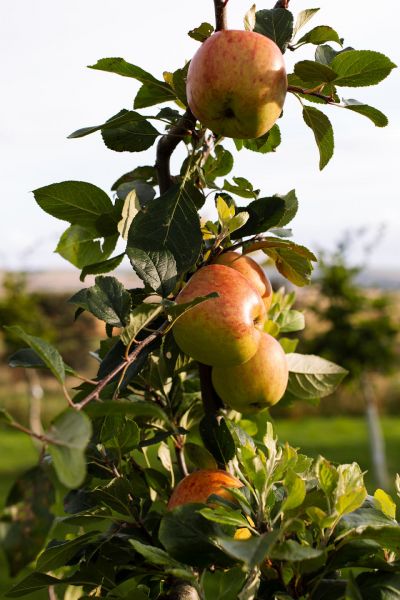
[1,0,399,272]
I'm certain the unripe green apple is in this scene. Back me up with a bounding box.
[212,332,289,412]
[213,251,273,311]
[173,264,266,367]
[186,30,287,139]
[167,469,242,510]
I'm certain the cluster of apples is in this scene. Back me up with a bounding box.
[173,252,289,412]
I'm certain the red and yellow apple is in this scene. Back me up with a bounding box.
[212,332,289,412]
[167,469,242,510]
[213,251,273,311]
[173,264,266,367]
[186,30,287,139]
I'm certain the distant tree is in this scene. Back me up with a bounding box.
[302,232,399,488]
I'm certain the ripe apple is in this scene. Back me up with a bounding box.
[212,332,289,412]
[167,469,242,510]
[186,30,287,139]
[173,264,266,367]
[213,251,273,311]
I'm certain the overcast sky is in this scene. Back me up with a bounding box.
[1,1,399,272]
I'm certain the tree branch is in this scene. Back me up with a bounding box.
[214,0,229,31]
[75,323,167,411]
[155,109,196,195]
[198,363,223,414]
[274,0,290,8]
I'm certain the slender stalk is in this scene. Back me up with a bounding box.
[288,85,337,104]
[74,323,167,410]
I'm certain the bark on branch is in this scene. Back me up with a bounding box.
[155,109,196,195]
[214,0,229,31]
[274,0,290,8]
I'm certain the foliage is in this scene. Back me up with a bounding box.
[1,2,398,599]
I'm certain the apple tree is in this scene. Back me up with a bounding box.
[1,0,399,598]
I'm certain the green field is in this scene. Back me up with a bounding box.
[1,417,400,597]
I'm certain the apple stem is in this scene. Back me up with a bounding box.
[214,0,228,31]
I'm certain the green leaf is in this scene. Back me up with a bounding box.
[111,166,158,190]
[315,43,344,66]
[89,57,176,108]
[223,177,258,200]
[214,531,279,569]
[342,99,388,127]
[36,532,98,572]
[246,238,316,286]
[33,181,114,228]
[188,22,214,42]
[234,124,281,154]
[199,415,236,465]
[46,409,92,489]
[331,50,397,87]
[165,293,219,324]
[335,463,367,516]
[286,353,348,400]
[270,539,326,562]
[294,60,338,83]
[254,8,294,53]
[316,457,339,499]
[101,110,159,152]
[199,506,252,530]
[278,310,305,333]
[120,303,163,346]
[4,326,65,384]
[281,470,306,512]
[201,567,247,600]
[1,467,55,576]
[127,248,177,297]
[374,489,396,520]
[231,196,286,239]
[117,189,140,240]
[297,26,342,47]
[71,275,132,326]
[80,253,125,282]
[8,348,75,376]
[159,504,226,567]
[204,146,234,181]
[6,573,60,598]
[303,106,334,170]
[184,443,218,470]
[127,183,203,276]
[292,8,320,38]
[356,573,400,599]
[130,540,195,579]
[56,225,117,269]
[68,109,148,139]
[170,63,190,107]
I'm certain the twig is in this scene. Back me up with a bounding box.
[288,85,337,104]
[175,440,189,477]
[274,0,290,8]
[155,109,197,194]
[8,421,64,446]
[214,0,229,31]
[74,323,167,411]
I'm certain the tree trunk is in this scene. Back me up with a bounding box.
[361,372,389,490]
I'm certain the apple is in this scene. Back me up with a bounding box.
[213,251,273,311]
[173,264,266,367]
[212,332,289,412]
[186,30,287,139]
[167,469,242,510]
